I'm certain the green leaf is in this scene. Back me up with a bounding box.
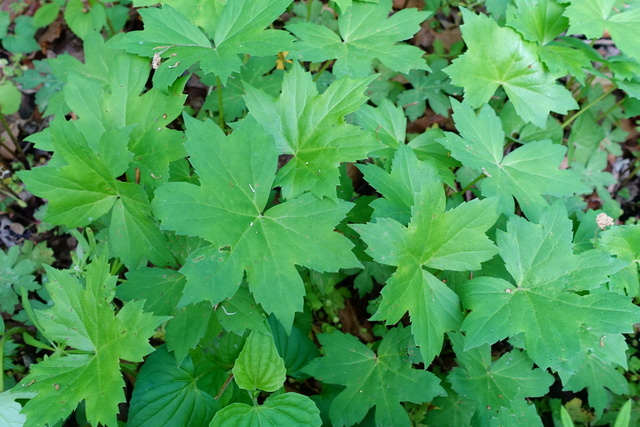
[210,393,321,427]
[18,120,174,268]
[287,0,431,78]
[445,9,577,127]
[0,80,21,114]
[33,2,61,28]
[615,400,633,427]
[304,327,444,427]
[244,62,380,200]
[561,352,629,417]
[118,267,186,316]
[0,245,39,314]
[353,184,499,365]
[460,203,638,373]
[357,144,440,224]
[153,115,360,330]
[506,0,569,45]
[215,287,270,336]
[268,315,319,377]
[597,225,640,297]
[111,2,294,86]
[166,301,214,365]
[397,59,460,121]
[127,346,221,427]
[448,332,553,422]
[13,258,169,427]
[232,331,286,392]
[2,16,39,53]
[565,1,640,62]
[440,100,589,220]
[64,0,106,39]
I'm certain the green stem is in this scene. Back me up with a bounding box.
[0,114,30,170]
[561,87,616,129]
[596,96,625,122]
[306,0,313,22]
[215,76,225,131]
[457,173,487,195]
[312,60,333,82]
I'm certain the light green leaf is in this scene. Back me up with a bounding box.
[2,16,39,53]
[232,331,286,392]
[287,0,430,78]
[153,115,361,330]
[304,327,444,427]
[13,258,169,427]
[244,62,380,200]
[565,1,640,62]
[127,346,221,427]
[440,100,589,220]
[215,287,270,336]
[111,2,293,86]
[461,203,637,373]
[445,9,577,127]
[0,80,21,114]
[0,391,34,426]
[353,185,499,365]
[597,225,640,297]
[615,400,633,427]
[210,393,321,427]
[506,0,569,45]
[64,0,106,39]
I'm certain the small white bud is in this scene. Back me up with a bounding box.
[596,213,614,230]
[152,53,161,70]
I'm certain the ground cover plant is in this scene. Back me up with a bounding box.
[1,0,640,425]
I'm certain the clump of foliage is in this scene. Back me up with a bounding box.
[1,0,640,426]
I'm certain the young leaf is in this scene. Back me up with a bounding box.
[352,184,499,366]
[448,332,553,423]
[244,62,380,200]
[210,393,321,427]
[506,0,569,45]
[287,0,431,78]
[304,327,444,427]
[153,115,361,330]
[13,258,169,427]
[127,346,221,427]
[444,9,577,127]
[111,1,294,86]
[460,203,638,373]
[440,100,589,220]
[232,331,286,392]
[0,245,39,314]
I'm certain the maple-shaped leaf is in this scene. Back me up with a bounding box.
[244,62,381,200]
[460,203,637,373]
[444,9,577,127]
[111,2,293,87]
[564,0,640,62]
[287,0,430,78]
[447,332,553,423]
[505,0,569,45]
[439,100,589,220]
[357,144,440,224]
[303,327,445,427]
[152,115,361,330]
[397,59,460,121]
[598,225,640,297]
[18,120,175,269]
[13,258,169,427]
[352,183,499,365]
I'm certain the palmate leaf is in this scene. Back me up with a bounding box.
[460,203,637,374]
[506,0,569,45]
[439,100,589,220]
[447,332,553,424]
[111,1,294,86]
[444,9,577,127]
[17,120,175,269]
[564,0,640,62]
[303,327,444,427]
[244,62,381,200]
[152,115,361,330]
[352,182,499,365]
[287,0,430,78]
[13,258,168,427]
